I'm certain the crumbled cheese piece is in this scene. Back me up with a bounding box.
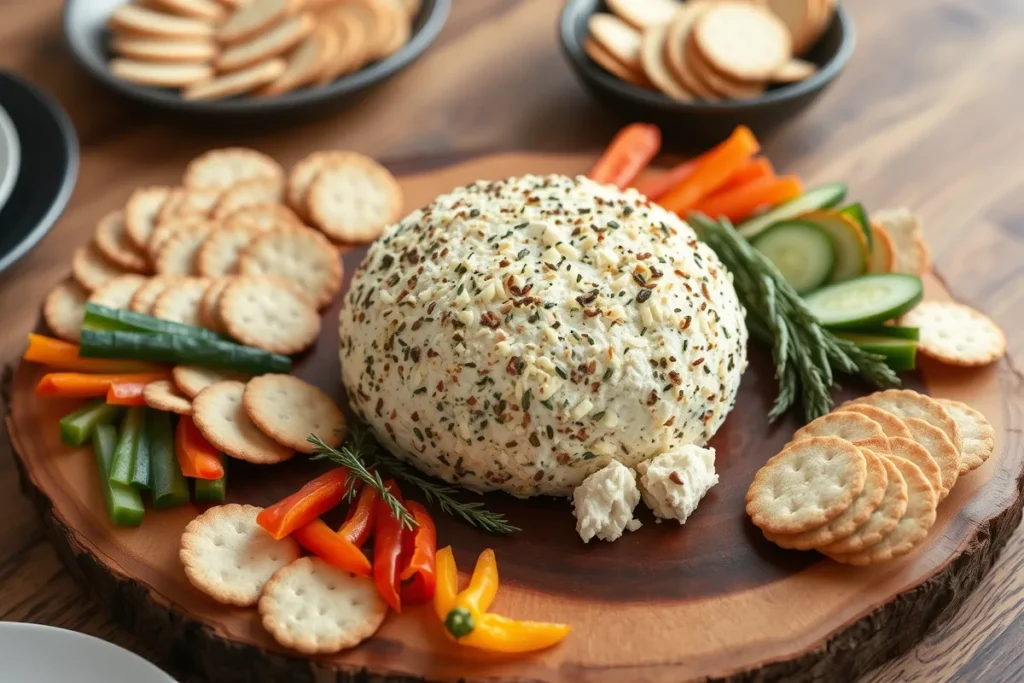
[572,398,594,420]
[637,445,719,524]
[572,461,641,543]
[556,242,579,260]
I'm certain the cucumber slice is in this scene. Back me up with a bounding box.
[803,274,924,328]
[800,211,868,282]
[839,203,872,251]
[751,221,836,293]
[855,325,920,341]
[737,183,847,239]
[837,333,917,372]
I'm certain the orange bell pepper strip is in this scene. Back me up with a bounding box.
[399,501,437,605]
[106,382,147,406]
[373,480,406,613]
[35,371,170,398]
[23,334,164,373]
[658,126,760,213]
[256,467,352,540]
[631,150,710,200]
[294,519,372,577]
[691,175,804,224]
[338,483,379,548]
[588,123,662,188]
[715,157,775,193]
[175,415,226,480]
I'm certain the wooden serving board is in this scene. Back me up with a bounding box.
[5,153,1024,683]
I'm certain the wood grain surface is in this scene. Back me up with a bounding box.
[0,1,1022,682]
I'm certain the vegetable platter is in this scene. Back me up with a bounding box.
[5,149,1022,683]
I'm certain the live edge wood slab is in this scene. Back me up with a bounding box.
[4,152,1024,683]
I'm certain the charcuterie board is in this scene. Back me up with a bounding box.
[5,152,1023,683]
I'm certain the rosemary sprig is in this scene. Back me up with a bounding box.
[690,214,900,423]
[308,434,416,530]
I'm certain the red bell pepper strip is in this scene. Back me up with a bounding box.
[175,415,225,480]
[294,519,372,577]
[373,480,406,613]
[23,334,164,373]
[399,501,437,605]
[631,150,710,201]
[339,483,379,548]
[35,371,170,398]
[588,123,662,188]
[715,157,775,193]
[658,126,760,213]
[256,468,351,540]
[106,382,147,406]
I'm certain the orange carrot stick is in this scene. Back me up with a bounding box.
[716,157,775,193]
[107,382,148,406]
[631,151,710,200]
[690,175,804,224]
[658,126,760,213]
[588,123,662,188]
[175,416,225,480]
[35,371,171,398]
[23,334,164,373]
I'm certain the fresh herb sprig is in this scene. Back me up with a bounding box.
[308,434,416,530]
[690,214,900,422]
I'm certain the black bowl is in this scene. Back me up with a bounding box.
[62,0,450,117]
[559,0,855,147]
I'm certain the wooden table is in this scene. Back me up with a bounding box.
[1,1,1022,681]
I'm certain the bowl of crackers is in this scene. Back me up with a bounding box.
[62,0,450,115]
[560,0,855,144]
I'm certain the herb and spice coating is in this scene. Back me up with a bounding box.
[339,175,748,497]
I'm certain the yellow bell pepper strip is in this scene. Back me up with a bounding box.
[433,546,571,653]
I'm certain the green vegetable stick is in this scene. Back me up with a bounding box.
[83,303,224,341]
[92,424,145,527]
[79,329,291,374]
[194,456,227,503]
[59,400,123,447]
[109,406,145,487]
[130,410,153,492]
[148,411,190,508]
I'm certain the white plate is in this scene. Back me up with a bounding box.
[0,622,177,683]
[0,102,21,213]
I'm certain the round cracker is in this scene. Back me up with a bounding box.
[143,379,193,415]
[764,448,888,550]
[150,0,225,22]
[44,279,89,342]
[664,2,720,101]
[193,380,294,464]
[125,186,172,249]
[867,222,896,273]
[685,33,765,100]
[765,0,810,47]
[817,456,909,555]
[94,210,150,273]
[225,203,303,232]
[217,0,290,44]
[902,301,1006,367]
[639,24,694,101]
[129,275,186,314]
[935,398,995,474]
[746,436,867,535]
[237,225,343,308]
[887,436,943,495]
[243,374,346,453]
[149,216,214,260]
[835,403,912,440]
[112,37,219,64]
[158,187,222,224]
[108,4,215,39]
[588,13,643,71]
[220,276,320,354]
[843,389,963,455]
[872,207,927,276]
[109,59,214,87]
[377,2,410,59]
[306,155,402,243]
[180,504,300,607]
[315,7,369,85]
[183,147,285,190]
[826,456,937,565]
[216,14,314,73]
[173,365,252,399]
[258,24,338,96]
[183,58,288,100]
[287,150,363,219]
[155,221,215,275]
[583,37,652,89]
[72,243,128,292]
[790,410,886,448]
[200,277,234,332]
[770,57,816,83]
[259,556,387,655]
[692,2,791,82]
[152,277,211,326]
[332,0,391,61]
[903,417,959,500]
[197,223,265,278]
[87,274,149,310]
[607,0,680,29]
[211,178,285,220]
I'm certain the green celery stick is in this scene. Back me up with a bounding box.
[109,407,145,486]
[130,409,153,492]
[148,411,190,508]
[59,400,123,447]
[194,456,227,503]
[83,303,224,341]
[92,424,145,527]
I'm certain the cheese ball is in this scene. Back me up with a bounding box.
[339,174,748,497]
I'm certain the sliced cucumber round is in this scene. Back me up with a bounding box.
[737,183,847,239]
[800,211,868,283]
[751,220,835,294]
[803,274,924,328]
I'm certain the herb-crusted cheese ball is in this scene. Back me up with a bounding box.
[339,174,748,497]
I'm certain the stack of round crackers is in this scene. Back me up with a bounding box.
[584,0,835,101]
[746,389,995,565]
[44,145,404,356]
[107,0,420,100]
